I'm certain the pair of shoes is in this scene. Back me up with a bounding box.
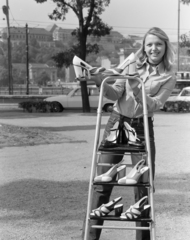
[118,159,149,185]
[94,162,126,182]
[90,196,122,217]
[120,196,150,220]
[72,55,105,79]
[72,53,139,80]
[102,120,144,149]
[123,122,144,148]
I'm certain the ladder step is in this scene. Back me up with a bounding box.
[91,225,151,230]
[98,145,146,153]
[93,181,150,187]
[90,215,152,222]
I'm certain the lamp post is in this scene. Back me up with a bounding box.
[177,0,180,71]
[2,0,13,94]
[26,23,29,95]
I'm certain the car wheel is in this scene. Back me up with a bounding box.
[52,102,64,112]
[103,104,113,112]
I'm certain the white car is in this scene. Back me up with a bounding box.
[162,87,190,112]
[44,86,114,112]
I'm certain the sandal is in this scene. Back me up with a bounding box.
[73,55,105,79]
[120,196,150,220]
[94,163,126,182]
[90,196,122,217]
[102,52,138,77]
[105,121,120,143]
[123,122,144,148]
[118,159,149,185]
[101,121,120,148]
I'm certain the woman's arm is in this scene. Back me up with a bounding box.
[132,74,176,112]
[90,75,126,101]
[103,78,126,101]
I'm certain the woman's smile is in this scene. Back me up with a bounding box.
[144,34,166,64]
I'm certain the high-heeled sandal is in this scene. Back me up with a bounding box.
[101,121,120,148]
[90,196,122,217]
[94,163,126,182]
[73,55,92,79]
[118,159,148,185]
[120,196,150,220]
[102,52,138,77]
[123,122,144,148]
[105,121,119,143]
[73,55,106,79]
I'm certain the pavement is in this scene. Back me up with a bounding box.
[0,103,19,109]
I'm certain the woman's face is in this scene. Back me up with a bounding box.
[144,34,166,65]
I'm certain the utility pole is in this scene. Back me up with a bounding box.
[26,23,29,95]
[177,0,180,71]
[2,0,13,94]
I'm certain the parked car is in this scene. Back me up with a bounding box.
[44,86,114,112]
[161,87,190,112]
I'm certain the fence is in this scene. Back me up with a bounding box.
[0,86,71,95]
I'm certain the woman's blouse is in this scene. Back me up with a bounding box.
[103,59,176,118]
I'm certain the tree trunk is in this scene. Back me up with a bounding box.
[79,33,90,112]
[80,80,90,112]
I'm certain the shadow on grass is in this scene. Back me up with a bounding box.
[0,179,89,222]
[0,173,189,223]
[0,110,110,120]
[32,124,106,132]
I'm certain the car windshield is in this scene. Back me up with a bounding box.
[65,88,73,95]
[181,89,190,96]
[171,88,181,96]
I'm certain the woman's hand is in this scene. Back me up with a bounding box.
[90,74,103,87]
[77,73,103,87]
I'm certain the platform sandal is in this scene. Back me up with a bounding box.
[120,196,150,220]
[90,196,122,217]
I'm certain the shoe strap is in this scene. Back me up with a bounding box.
[125,206,141,219]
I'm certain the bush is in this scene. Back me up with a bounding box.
[164,101,190,113]
[19,101,60,113]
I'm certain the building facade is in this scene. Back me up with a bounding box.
[1,27,55,47]
[29,63,57,83]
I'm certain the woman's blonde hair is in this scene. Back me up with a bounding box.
[136,27,176,71]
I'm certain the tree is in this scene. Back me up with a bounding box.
[12,68,26,85]
[0,67,9,87]
[181,0,190,4]
[180,0,190,53]
[36,71,51,86]
[34,0,112,112]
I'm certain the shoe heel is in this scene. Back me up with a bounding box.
[117,165,126,180]
[114,204,123,216]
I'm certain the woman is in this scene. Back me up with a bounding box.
[83,27,176,240]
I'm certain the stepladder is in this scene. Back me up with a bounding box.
[83,76,156,240]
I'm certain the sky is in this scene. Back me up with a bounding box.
[1,0,190,42]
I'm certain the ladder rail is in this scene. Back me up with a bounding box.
[84,76,156,240]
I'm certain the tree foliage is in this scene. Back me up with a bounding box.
[34,0,112,112]
[35,0,112,64]
[36,71,51,86]
[181,0,190,4]
[0,68,9,86]
[180,0,190,55]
